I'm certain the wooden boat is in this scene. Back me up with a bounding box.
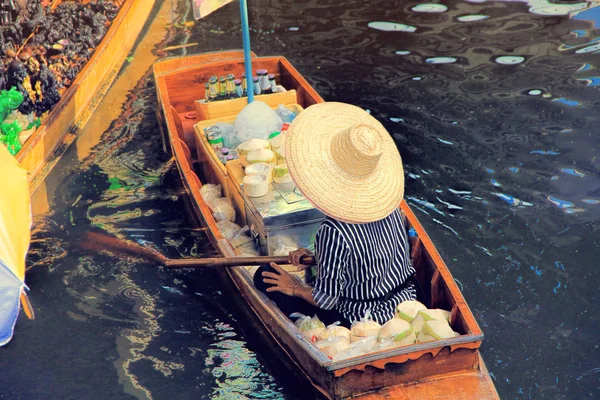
[153,51,499,399]
[13,0,157,192]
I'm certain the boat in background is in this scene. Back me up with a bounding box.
[153,51,499,399]
[13,0,156,192]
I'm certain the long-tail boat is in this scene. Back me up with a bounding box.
[152,51,499,399]
[13,0,156,191]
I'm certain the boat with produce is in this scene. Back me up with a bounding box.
[0,0,156,191]
[152,51,499,399]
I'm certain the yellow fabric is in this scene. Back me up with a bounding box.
[0,146,31,281]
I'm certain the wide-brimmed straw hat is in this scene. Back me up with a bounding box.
[285,102,404,224]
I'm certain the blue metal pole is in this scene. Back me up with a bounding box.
[240,0,254,103]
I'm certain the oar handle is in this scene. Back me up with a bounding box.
[164,255,315,269]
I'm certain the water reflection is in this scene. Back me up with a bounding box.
[2,0,599,399]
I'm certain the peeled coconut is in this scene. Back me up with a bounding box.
[416,331,436,343]
[273,164,292,184]
[316,336,350,359]
[422,320,457,340]
[411,313,426,334]
[396,300,427,322]
[237,138,271,167]
[275,146,286,163]
[393,331,417,347]
[246,148,276,167]
[419,308,451,322]
[378,318,411,340]
[268,131,286,151]
[318,324,351,342]
[350,319,381,342]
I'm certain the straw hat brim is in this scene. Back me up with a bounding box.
[285,102,404,224]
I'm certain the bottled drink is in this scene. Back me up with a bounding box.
[205,126,224,152]
[218,76,227,100]
[204,82,210,102]
[208,76,219,102]
[234,79,243,98]
[268,74,277,94]
[252,76,261,95]
[257,69,270,94]
[220,147,230,164]
[241,73,247,96]
[226,74,236,99]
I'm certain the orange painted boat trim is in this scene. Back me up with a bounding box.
[14,0,157,193]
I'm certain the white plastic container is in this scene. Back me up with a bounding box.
[245,162,273,184]
[243,174,269,197]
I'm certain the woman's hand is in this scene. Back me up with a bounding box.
[288,248,313,271]
[262,262,305,296]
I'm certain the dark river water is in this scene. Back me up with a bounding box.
[2,0,600,399]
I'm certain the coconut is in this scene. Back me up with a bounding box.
[268,130,286,151]
[395,300,427,322]
[237,138,270,167]
[378,318,411,340]
[419,308,451,322]
[315,336,350,359]
[273,163,292,184]
[411,313,426,334]
[275,146,286,163]
[394,331,417,347]
[422,320,456,340]
[416,331,436,343]
[292,314,325,339]
[318,324,351,342]
[350,320,381,342]
[246,148,276,167]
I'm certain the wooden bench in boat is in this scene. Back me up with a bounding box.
[152,52,499,399]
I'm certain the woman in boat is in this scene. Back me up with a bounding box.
[254,102,417,327]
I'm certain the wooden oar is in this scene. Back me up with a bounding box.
[80,231,315,268]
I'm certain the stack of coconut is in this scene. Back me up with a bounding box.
[292,300,461,361]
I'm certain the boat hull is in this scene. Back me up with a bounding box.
[153,52,499,400]
[15,0,157,192]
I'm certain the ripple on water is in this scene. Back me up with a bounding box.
[495,56,525,65]
[528,2,589,16]
[457,14,489,22]
[411,4,448,13]
[426,56,458,64]
[367,21,417,32]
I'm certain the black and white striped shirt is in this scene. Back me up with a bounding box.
[312,208,416,324]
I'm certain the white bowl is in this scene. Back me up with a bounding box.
[243,174,269,197]
[245,162,273,183]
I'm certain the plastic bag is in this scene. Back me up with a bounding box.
[0,120,23,155]
[290,313,325,339]
[209,197,235,222]
[318,321,351,342]
[272,235,299,257]
[316,336,350,359]
[232,100,283,144]
[275,104,296,123]
[0,87,24,122]
[350,310,381,342]
[234,242,259,257]
[200,183,222,205]
[332,336,379,362]
[216,220,242,240]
